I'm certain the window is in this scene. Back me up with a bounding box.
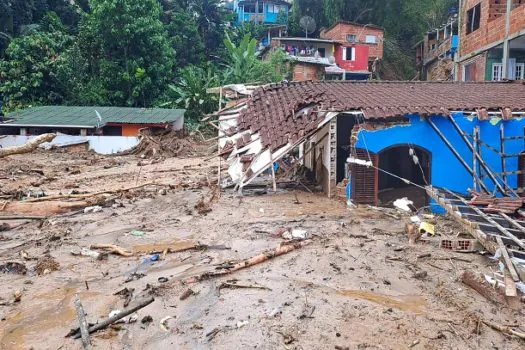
[365,35,377,44]
[268,4,280,13]
[344,47,356,61]
[346,34,357,43]
[244,3,263,13]
[466,3,481,34]
[492,63,503,81]
[493,61,524,80]
[463,62,476,81]
[516,63,524,80]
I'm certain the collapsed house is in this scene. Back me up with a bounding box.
[210,80,525,287]
[0,106,185,154]
[211,80,525,202]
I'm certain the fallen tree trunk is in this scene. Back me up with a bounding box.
[0,133,56,158]
[3,200,90,216]
[187,240,311,283]
[23,182,160,203]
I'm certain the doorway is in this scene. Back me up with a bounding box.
[378,145,431,209]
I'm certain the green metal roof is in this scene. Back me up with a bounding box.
[3,106,185,128]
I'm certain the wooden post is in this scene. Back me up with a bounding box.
[473,126,479,191]
[447,115,516,196]
[500,123,508,189]
[444,189,525,251]
[495,236,520,282]
[270,153,277,192]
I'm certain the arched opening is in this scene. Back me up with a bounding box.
[378,144,431,209]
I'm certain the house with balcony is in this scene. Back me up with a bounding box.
[415,14,459,81]
[271,21,384,81]
[320,21,385,80]
[458,0,525,81]
[234,0,290,25]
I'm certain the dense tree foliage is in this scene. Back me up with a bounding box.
[0,13,73,110]
[0,0,456,123]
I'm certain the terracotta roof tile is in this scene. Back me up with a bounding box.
[228,81,525,151]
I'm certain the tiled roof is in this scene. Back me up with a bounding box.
[3,106,185,128]
[232,80,525,151]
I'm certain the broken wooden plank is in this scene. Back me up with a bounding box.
[504,273,517,297]
[495,236,520,282]
[444,189,525,251]
[74,294,91,349]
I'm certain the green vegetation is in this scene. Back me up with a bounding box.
[0,0,455,123]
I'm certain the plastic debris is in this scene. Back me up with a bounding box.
[131,230,145,237]
[393,198,413,212]
[84,206,102,213]
[346,157,373,167]
[128,314,139,323]
[418,222,435,236]
[236,320,249,328]
[283,229,309,240]
[160,316,173,331]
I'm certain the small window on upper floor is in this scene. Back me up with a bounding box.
[466,3,481,34]
[346,34,357,43]
[344,47,356,61]
[365,35,377,44]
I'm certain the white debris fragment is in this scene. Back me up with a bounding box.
[346,157,373,167]
[282,229,309,240]
[84,205,102,213]
[410,216,421,223]
[393,198,414,212]
[236,320,249,328]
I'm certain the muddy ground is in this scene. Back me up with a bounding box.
[0,146,523,350]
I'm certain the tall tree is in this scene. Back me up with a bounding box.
[70,0,176,107]
[0,13,73,111]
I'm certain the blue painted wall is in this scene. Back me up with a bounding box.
[353,113,525,209]
[235,1,288,24]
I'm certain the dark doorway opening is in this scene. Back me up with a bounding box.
[336,114,357,183]
[378,145,431,209]
[518,152,525,193]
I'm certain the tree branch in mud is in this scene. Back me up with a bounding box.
[0,133,56,158]
[72,297,155,339]
[186,240,311,283]
[74,294,91,349]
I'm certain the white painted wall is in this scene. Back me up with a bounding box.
[0,135,139,155]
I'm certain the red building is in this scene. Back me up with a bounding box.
[321,21,384,80]
[271,21,384,81]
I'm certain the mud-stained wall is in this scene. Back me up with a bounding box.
[353,113,525,196]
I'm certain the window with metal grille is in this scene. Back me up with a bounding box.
[516,63,524,80]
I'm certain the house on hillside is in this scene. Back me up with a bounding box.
[415,11,459,80]
[421,1,525,81]
[458,0,525,81]
[271,21,384,81]
[232,0,290,47]
[0,106,184,154]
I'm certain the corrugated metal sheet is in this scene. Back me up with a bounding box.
[4,106,185,127]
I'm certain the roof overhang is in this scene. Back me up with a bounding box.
[0,123,97,128]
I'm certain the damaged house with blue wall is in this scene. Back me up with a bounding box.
[209,80,525,262]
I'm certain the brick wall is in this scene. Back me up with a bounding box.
[292,63,323,81]
[461,0,525,57]
[426,59,454,80]
[320,22,384,59]
[460,53,487,81]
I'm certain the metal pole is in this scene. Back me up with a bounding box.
[502,0,513,79]
[473,126,479,191]
[447,115,515,196]
[500,123,508,187]
[426,117,489,193]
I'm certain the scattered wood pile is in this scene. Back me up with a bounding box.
[123,128,201,158]
[469,191,525,215]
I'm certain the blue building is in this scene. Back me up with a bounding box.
[234,0,290,25]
